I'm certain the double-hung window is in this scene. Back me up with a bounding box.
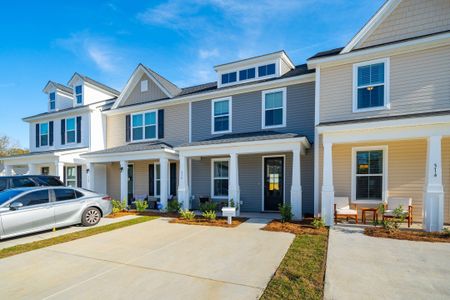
[75,85,83,105]
[353,147,386,202]
[132,111,157,141]
[353,58,389,111]
[212,159,229,198]
[66,118,76,144]
[262,87,286,128]
[49,92,56,110]
[40,123,49,146]
[212,98,231,134]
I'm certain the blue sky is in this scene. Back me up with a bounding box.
[0,0,384,148]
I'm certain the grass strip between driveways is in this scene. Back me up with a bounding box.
[261,230,329,300]
[0,216,158,260]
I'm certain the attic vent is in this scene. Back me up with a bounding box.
[141,80,148,92]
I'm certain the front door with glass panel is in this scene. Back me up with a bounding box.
[66,167,77,187]
[264,157,284,211]
[128,164,134,204]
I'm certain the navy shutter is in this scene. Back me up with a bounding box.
[158,109,164,139]
[76,116,82,143]
[125,115,131,142]
[149,164,155,196]
[35,124,40,148]
[170,162,177,196]
[49,121,54,146]
[63,166,66,184]
[61,119,66,145]
[76,166,82,188]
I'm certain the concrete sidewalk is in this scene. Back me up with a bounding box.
[325,225,450,300]
[0,217,293,300]
[0,215,139,250]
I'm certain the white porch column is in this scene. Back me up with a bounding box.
[120,160,128,204]
[86,163,95,191]
[321,142,335,226]
[27,163,39,175]
[4,165,12,176]
[291,148,303,220]
[229,152,240,215]
[55,162,65,181]
[159,157,169,210]
[178,155,190,210]
[423,136,444,232]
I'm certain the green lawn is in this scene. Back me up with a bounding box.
[261,233,329,300]
[0,216,158,259]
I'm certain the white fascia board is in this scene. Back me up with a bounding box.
[308,32,450,69]
[175,137,310,157]
[341,0,402,54]
[105,73,315,116]
[22,107,91,122]
[1,153,58,164]
[82,148,178,163]
[214,51,286,72]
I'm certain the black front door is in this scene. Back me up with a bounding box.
[264,157,284,211]
[128,164,134,204]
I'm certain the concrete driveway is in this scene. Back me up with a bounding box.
[0,218,293,300]
[325,225,450,300]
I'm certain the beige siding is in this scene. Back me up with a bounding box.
[120,74,168,107]
[106,103,189,148]
[107,163,120,201]
[320,45,450,123]
[359,0,450,49]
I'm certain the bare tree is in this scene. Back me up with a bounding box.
[0,135,29,157]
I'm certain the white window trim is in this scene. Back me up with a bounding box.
[75,85,83,106]
[66,117,77,144]
[261,155,286,212]
[211,158,229,199]
[49,92,56,111]
[262,87,287,129]
[131,110,158,142]
[351,145,388,204]
[211,97,232,134]
[352,58,390,113]
[141,80,148,92]
[66,166,78,187]
[39,122,49,147]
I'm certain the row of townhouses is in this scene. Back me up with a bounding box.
[2,0,450,231]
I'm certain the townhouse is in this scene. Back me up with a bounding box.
[2,0,449,232]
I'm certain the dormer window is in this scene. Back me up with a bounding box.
[141,80,148,92]
[49,92,56,110]
[239,68,256,81]
[258,63,276,77]
[75,85,83,105]
[221,72,237,85]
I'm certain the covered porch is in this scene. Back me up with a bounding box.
[175,132,310,219]
[318,115,450,232]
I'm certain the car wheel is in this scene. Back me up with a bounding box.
[82,207,101,226]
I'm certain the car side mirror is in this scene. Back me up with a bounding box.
[10,202,24,210]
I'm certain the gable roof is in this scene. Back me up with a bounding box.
[42,81,73,95]
[111,64,181,109]
[68,72,120,96]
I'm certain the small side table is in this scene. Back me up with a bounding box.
[361,208,378,224]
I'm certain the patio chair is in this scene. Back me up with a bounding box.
[383,197,413,227]
[334,197,358,224]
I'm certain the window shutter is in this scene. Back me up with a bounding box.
[49,121,54,146]
[170,162,177,196]
[148,164,155,196]
[125,115,131,142]
[76,116,82,143]
[158,109,164,139]
[61,119,66,145]
[35,124,40,148]
[76,165,82,188]
[63,166,66,184]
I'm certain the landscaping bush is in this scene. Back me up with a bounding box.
[167,199,182,213]
[200,201,217,213]
[378,203,405,232]
[179,209,196,221]
[135,200,148,212]
[312,218,326,229]
[279,203,293,223]
[112,199,127,214]
[202,210,217,221]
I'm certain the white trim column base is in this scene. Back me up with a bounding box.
[177,155,190,210]
[120,160,128,204]
[55,162,64,181]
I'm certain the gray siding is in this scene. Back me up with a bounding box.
[120,74,168,107]
[191,82,315,142]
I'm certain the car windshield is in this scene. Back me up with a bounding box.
[0,190,24,205]
[35,177,64,186]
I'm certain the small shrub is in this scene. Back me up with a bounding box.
[135,200,148,212]
[167,199,182,213]
[229,199,235,208]
[112,199,127,214]
[179,209,196,221]
[279,204,293,223]
[202,210,217,222]
[379,204,406,232]
[312,218,325,229]
[200,201,217,213]
[443,227,450,237]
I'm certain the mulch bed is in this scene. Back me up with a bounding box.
[365,227,450,243]
[170,216,248,228]
[106,210,180,219]
[262,219,328,236]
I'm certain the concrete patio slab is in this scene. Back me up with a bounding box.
[325,225,450,300]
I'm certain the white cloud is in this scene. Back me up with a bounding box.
[198,48,219,59]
